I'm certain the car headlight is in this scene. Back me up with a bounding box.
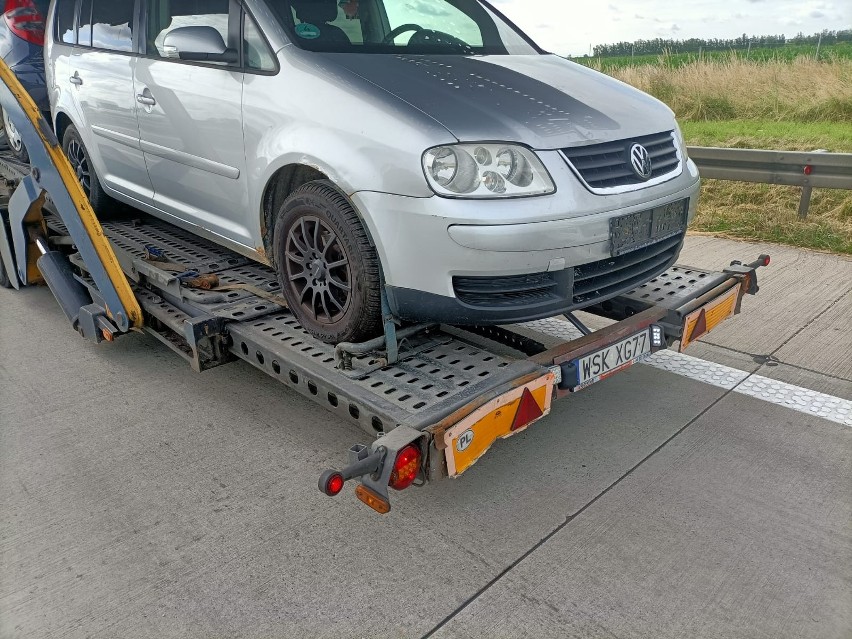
[674,123,689,161]
[423,144,555,198]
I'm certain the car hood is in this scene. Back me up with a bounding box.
[321,53,676,150]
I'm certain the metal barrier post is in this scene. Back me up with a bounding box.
[798,185,813,219]
[688,147,850,221]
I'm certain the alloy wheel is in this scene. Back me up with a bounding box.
[285,215,352,324]
[67,139,92,195]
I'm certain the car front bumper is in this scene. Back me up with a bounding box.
[351,155,701,324]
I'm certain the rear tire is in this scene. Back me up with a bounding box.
[62,124,115,217]
[273,181,382,344]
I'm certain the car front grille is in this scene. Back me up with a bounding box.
[572,233,684,305]
[453,272,561,308]
[561,131,680,191]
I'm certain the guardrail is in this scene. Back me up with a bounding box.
[688,147,852,218]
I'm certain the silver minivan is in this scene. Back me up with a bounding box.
[45,0,700,344]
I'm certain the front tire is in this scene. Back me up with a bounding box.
[273,181,382,344]
[62,124,115,216]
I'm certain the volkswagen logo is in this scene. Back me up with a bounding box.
[629,144,653,181]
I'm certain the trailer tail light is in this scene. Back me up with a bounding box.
[4,0,45,46]
[388,444,421,491]
[320,471,345,497]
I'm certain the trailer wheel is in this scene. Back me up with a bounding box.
[273,181,382,344]
[62,125,115,217]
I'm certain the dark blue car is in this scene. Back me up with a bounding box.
[0,0,50,161]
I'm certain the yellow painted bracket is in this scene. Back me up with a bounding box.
[0,60,142,330]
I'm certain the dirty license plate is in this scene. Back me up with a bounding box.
[443,373,556,478]
[610,199,688,256]
[571,329,651,390]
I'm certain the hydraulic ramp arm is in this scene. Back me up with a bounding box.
[0,60,142,340]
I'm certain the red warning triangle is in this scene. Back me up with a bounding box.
[689,309,709,342]
[511,388,544,432]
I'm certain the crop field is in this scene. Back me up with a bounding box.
[585,54,852,254]
[570,42,852,72]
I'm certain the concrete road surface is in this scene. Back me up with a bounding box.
[1,237,850,638]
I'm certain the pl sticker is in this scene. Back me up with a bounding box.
[295,23,321,39]
[456,429,474,453]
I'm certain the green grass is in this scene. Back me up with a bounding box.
[680,124,852,254]
[570,42,852,71]
[690,181,852,255]
[681,120,852,153]
[583,54,852,254]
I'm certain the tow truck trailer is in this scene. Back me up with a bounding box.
[0,63,769,513]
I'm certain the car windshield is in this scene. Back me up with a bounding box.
[265,0,541,55]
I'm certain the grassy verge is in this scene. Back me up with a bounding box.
[571,42,852,71]
[690,181,851,255]
[682,120,852,254]
[595,56,852,254]
[681,120,852,152]
[608,57,852,122]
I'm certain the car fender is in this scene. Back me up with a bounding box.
[247,127,442,254]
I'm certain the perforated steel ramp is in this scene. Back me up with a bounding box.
[43,210,752,439]
[620,266,731,309]
[229,314,538,435]
[47,212,540,436]
[580,265,736,324]
[54,215,286,321]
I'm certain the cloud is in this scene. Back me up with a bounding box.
[493,0,851,56]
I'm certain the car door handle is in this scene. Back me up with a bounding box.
[69,73,83,86]
[136,93,156,106]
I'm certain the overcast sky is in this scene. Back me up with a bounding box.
[491,0,852,57]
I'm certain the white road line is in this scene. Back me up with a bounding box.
[523,319,852,427]
[645,351,852,426]
[643,349,749,390]
[736,375,852,425]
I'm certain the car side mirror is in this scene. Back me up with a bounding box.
[162,26,238,64]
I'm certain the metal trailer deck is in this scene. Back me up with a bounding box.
[38,205,766,511]
[44,212,543,435]
[0,62,768,512]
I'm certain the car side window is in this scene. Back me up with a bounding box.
[53,0,76,45]
[78,0,136,52]
[77,0,92,46]
[148,0,235,65]
[243,13,276,72]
